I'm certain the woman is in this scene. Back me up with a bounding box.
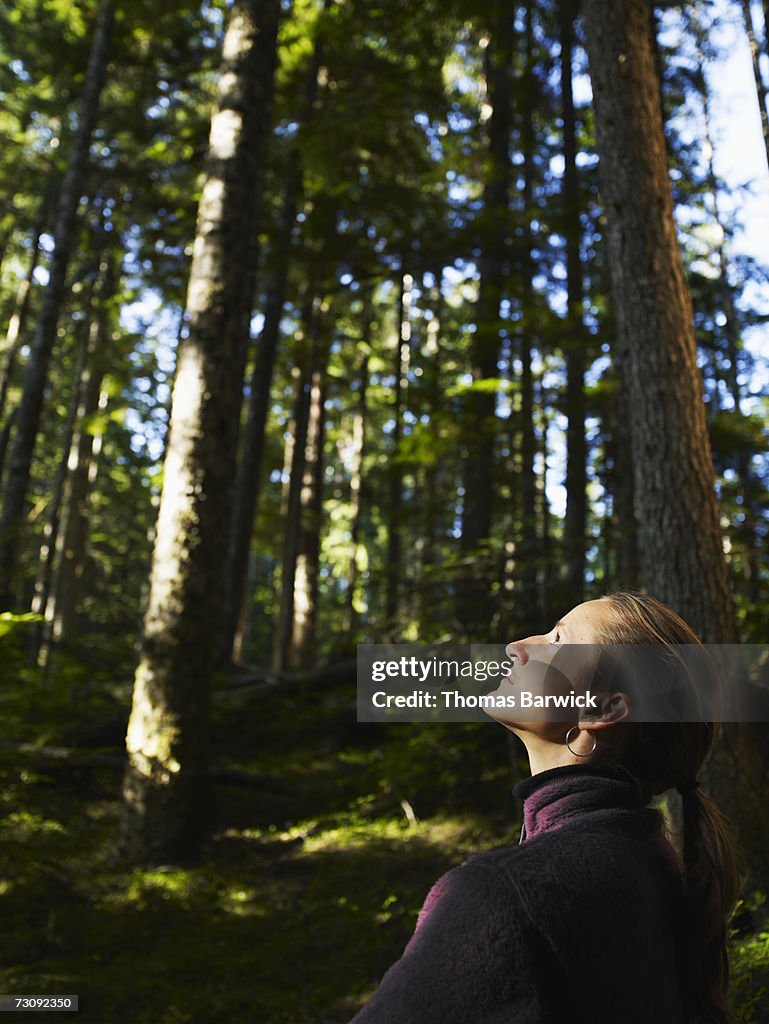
[350,592,740,1024]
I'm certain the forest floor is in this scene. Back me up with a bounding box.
[0,667,768,1024]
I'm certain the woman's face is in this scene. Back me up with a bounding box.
[485,598,616,732]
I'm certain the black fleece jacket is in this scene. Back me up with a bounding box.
[350,764,687,1024]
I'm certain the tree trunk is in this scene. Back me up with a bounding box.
[0,0,115,609]
[741,0,769,175]
[420,272,445,626]
[606,367,638,589]
[458,2,515,635]
[272,292,320,670]
[385,265,411,634]
[559,0,587,610]
[0,204,49,427]
[345,322,370,642]
[583,0,735,641]
[48,380,108,651]
[219,20,321,666]
[39,254,116,661]
[583,0,769,882]
[288,313,329,669]
[516,3,539,636]
[122,0,280,863]
[28,261,104,662]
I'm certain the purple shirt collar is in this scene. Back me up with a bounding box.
[513,763,644,843]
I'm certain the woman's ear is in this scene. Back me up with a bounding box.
[580,691,631,730]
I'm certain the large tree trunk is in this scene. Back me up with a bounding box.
[122,0,280,863]
[458,3,515,636]
[583,0,769,882]
[583,0,735,640]
[559,0,587,611]
[0,0,115,609]
[606,365,638,589]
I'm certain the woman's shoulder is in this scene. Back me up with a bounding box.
[464,805,681,908]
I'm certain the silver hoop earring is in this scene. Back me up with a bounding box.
[565,725,597,757]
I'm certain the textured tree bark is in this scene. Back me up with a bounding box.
[583,0,769,881]
[559,0,587,611]
[0,0,115,609]
[608,368,639,589]
[582,0,735,642]
[458,1,515,636]
[122,0,280,863]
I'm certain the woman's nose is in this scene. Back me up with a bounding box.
[505,634,548,659]
[506,640,530,664]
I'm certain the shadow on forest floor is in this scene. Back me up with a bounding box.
[0,672,768,1023]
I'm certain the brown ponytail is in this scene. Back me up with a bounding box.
[599,591,741,1024]
[679,785,740,1024]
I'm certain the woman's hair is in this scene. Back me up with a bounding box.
[597,590,740,1024]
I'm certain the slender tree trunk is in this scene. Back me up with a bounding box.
[223,183,297,665]
[0,206,49,426]
[272,292,320,670]
[345,320,370,642]
[517,3,539,636]
[385,265,411,634]
[420,272,444,625]
[700,83,763,609]
[28,267,102,661]
[0,0,115,609]
[122,0,280,863]
[37,254,116,662]
[288,315,329,669]
[0,411,17,495]
[583,0,769,882]
[741,0,769,174]
[48,380,108,651]
[458,3,515,635]
[219,13,318,665]
[559,0,587,610]
[537,379,553,615]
